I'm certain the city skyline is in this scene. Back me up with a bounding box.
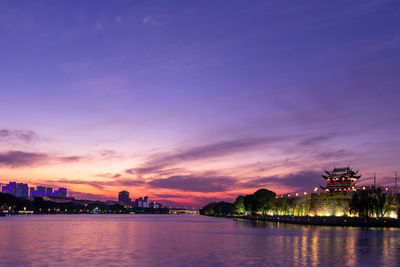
[1,181,67,199]
[1,1,400,206]
[0,180,168,209]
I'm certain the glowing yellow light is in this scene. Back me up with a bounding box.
[295,193,299,197]
[304,192,307,195]
[314,187,318,192]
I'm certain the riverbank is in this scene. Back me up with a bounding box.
[230,215,400,228]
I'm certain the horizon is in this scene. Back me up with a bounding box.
[1,0,400,207]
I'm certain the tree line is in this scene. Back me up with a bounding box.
[200,187,400,219]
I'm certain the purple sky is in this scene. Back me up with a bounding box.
[1,0,400,206]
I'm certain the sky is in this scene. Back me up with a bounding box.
[1,0,400,207]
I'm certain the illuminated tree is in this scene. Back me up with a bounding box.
[233,196,245,214]
[350,187,375,218]
[252,189,276,214]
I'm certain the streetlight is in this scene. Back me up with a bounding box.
[314,187,318,192]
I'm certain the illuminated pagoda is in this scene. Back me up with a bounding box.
[321,166,361,192]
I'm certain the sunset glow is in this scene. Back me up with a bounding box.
[1,1,400,207]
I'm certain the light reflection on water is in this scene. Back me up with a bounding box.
[0,215,399,266]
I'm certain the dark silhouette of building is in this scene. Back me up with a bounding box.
[2,181,67,199]
[118,190,131,204]
[2,182,28,198]
[37,186,46,194]
[133,196,161,209]
[30,186,67,198]
[54,188,67,198]
[17,183,29,198]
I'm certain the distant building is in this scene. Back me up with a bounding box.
[2,182,28,198]
[133,196,161,209]
[321,166,361,192]
[54,188,67,198]
[143,196,149,208]
[118,190,131,204]
[2,181,68,199]
[17,183,28,198]
[37,186,46,194]
[30,186,67,198]
[135,197,143,207]
[150,202,162,209]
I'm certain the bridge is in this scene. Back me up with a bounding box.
[169,209,199,215]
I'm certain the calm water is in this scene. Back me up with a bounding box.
[1,214,400,266]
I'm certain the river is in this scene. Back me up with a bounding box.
[0,214,399,266]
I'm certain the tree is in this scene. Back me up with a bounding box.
[252,189,276,214]
[350,186,395,219]
[200,202,234,216]
[371,187,393,218]
[233,196,245,214]
[350,187,375,219]
[272,197,286,215]
[0,193,32,214]
[243,194,254,213]
[286,197,297,215]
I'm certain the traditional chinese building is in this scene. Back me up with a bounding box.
[321,166,361,192]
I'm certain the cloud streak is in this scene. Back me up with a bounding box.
[148,175,237,193]
[0,151,48,167]
[240,171,323,192]
[47,179,106,190]
[0,129,38,143]
[126,136,293,175]
[46,177,146,191]
[0,151,83,168]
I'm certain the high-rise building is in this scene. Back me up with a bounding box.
[2,182,28,198]
[37,186,46,194]
[143,196,149,208]
[29,187,35,197]
[30,186,67,198]
[54,188,67,198]
[2,182,68,199]
[133,196,160,209]
[17,183,28,198]
[118,191,131,204]
[135,197,143,207]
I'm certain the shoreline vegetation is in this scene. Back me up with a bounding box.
[200,188,400,228]
[230,215,400,228]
